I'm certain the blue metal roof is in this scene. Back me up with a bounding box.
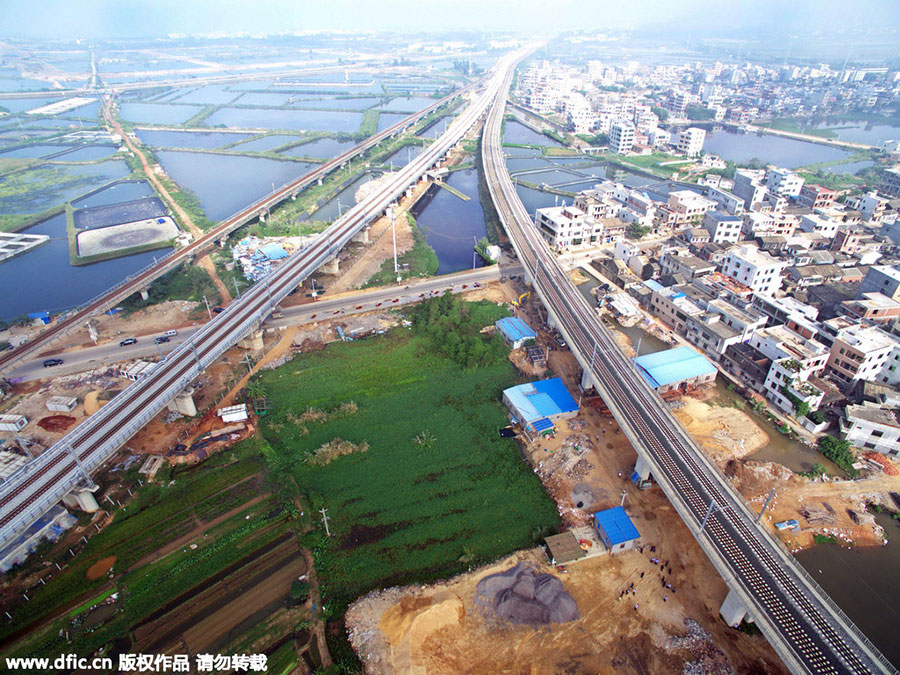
[503,378,579,424]
[643,279,664,292]
[633,346,717,389]
[531,417,554,432]
[260,244,289,260]
[496,316,537,343]
[594,506,640,545]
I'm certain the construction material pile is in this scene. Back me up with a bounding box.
[474,562,579,626]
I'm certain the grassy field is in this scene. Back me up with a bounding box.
[363,212,437,287]
[257,300,560,666]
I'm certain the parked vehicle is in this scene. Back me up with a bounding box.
[154,336,170,344]
[213,307,225,314]
[43,358,63,367]
[119,338,137,346]
[164,329,178,337]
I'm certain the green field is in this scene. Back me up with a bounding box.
[257,299,560,665]
[364,212,437,287]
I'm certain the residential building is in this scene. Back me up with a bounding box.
[858,265,900,302]
[798,213,839,239]
[643,280,706,334]
[798,184,836,209]
[722,245,788,295]
[609,120,635,154]
[765,167,805,198]
[703,210,742,243]
[733,169,768,210]
[763,357,825,415]
[742,211,798,238]
[659,249,716,281]
[657,190,715,229]
[841,401,900,456]
[676,127,706,157]
[831,228,863,255]
[840,293,900,324]
[846,191,887,223]
[721,342,772,391]
[685,313,743,361]
[827,325,899,387]
[534,205,603,250]
[748,324,829,373]
[702,185,745,216]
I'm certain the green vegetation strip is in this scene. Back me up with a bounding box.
[68,589,117,618]
[258,298,560,667]
[363,212,437,287]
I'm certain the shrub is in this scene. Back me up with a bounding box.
[817,435,858,477]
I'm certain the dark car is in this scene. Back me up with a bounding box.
[119,338,137,346]
[43,358,63,367]
[154,336,170,344]
[213,307,225,314]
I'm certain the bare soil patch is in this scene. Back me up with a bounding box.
[86,556,116,581]
[37,414,76,432]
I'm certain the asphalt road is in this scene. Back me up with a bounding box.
[7,265,520,382]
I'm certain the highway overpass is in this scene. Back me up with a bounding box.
[0,82,473,377]
[481,56,896,675]
[0,50,522,558]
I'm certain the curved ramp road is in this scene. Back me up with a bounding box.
[481,55,895,675]
[0,51,523,551]
[0,83,474,376]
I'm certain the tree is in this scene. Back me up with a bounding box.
[817,435,858,476]
[686,106,716,121]
[627,222,651,239]
[290,579,310,602]
[651,105,669,121]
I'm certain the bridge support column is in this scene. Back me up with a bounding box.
[580,368,595,393]
[167,388,198,417]
[61,488,99,513]
[319,257,340,275]
[720,588,750,627]
[259,212,266,223]
[317,177,323,186]
[140,288,150,301]
[352,228,369,245]
[633,454,651,483]
[238,330,264,351]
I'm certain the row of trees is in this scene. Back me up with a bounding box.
[410,294,508,369]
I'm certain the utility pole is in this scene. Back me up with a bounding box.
[320,507,331,537]
[620,490,627,507]
[472,236,478,271]
[756,488,776,523]
[389,206,400,282]
[202,295,213,321]
[233,277,241,299]
[242,353,254,376]
[699,499,725,536]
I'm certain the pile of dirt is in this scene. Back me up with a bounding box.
[474,562,579,626]
[86,556,116,581]
[306,438,369,466]
[37,415,76,432]
[377,591,465,673]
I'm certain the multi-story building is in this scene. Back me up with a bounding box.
[659,249,716,281]
[643,280,705,334]
[765,167,805,198]
[733,169,768,210]
[841,400,900,456]
[882,167,900,198]
[702,185,745,215]
[859,265,900,302]
[830,228,863,255]
[676,127,706,157]
[763,357,825,415]
[798,213,839,239]
[748,324,829,373]
[798,184,836,209]
[534,205,603,250]
[656,190,716,229]
[609,120,635,154]
[741,211,798,238]
[703,210,742,243]
[826,325,899,387]
[722,245,788,296]
[846,191,888,223]
[840,293,900,324]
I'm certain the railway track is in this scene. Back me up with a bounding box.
[481,57,895,675]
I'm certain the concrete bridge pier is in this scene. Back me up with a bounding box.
[140,288,150,301]
[720,588,752,627]
[259,212,266,223]
[62,486,99,513]
[352,228,369,245]
[317,177,323,186]
[319,257,340,275]
[580,368,595,393]
[167,387,198,416]
[238,330,264,351]
[633,454,652,484]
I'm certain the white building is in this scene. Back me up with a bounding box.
[609,120,635,155]
[827,325,899,387]
[765,168,805,198]
[763,357,825,415]
[676,127,706,158]
[798,213,839,239]
[722,246,788,296]
[842,400,900,456]
[534,205,603,250]
[703,210,742,243]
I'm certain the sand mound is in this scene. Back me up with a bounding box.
[37,415,76,432]
[379,592,464,673]
[86,556,115,580]
[475,561,579,626]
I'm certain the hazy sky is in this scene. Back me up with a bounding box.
[2,0,899,39]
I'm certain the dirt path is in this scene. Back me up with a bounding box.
[217,325,300,409]
[326,180,427,294]
[127,477,268,572]
[103,100,232,304]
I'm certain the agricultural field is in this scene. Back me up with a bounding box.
[257,298,561,666]
[0,445,305,668]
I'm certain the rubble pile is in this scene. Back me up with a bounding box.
[474,562,579,626]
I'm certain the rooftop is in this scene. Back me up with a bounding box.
[496,317,537,343]
[836,325,898,353]
[846,402,900,429]
[633,346,717,388]
[503,378,579,425]
[593,506,641,545]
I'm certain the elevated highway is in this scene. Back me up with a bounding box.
[481,58,895,675]
[0,51,520,554]
[0,83,471,376]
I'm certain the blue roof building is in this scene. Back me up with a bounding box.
[502,378,579,436]
[495,316,537,349]
[260,243,289,260]
[633,346,717,393]
[593,506,641,552]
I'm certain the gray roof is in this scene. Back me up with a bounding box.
[846,403,900,429]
